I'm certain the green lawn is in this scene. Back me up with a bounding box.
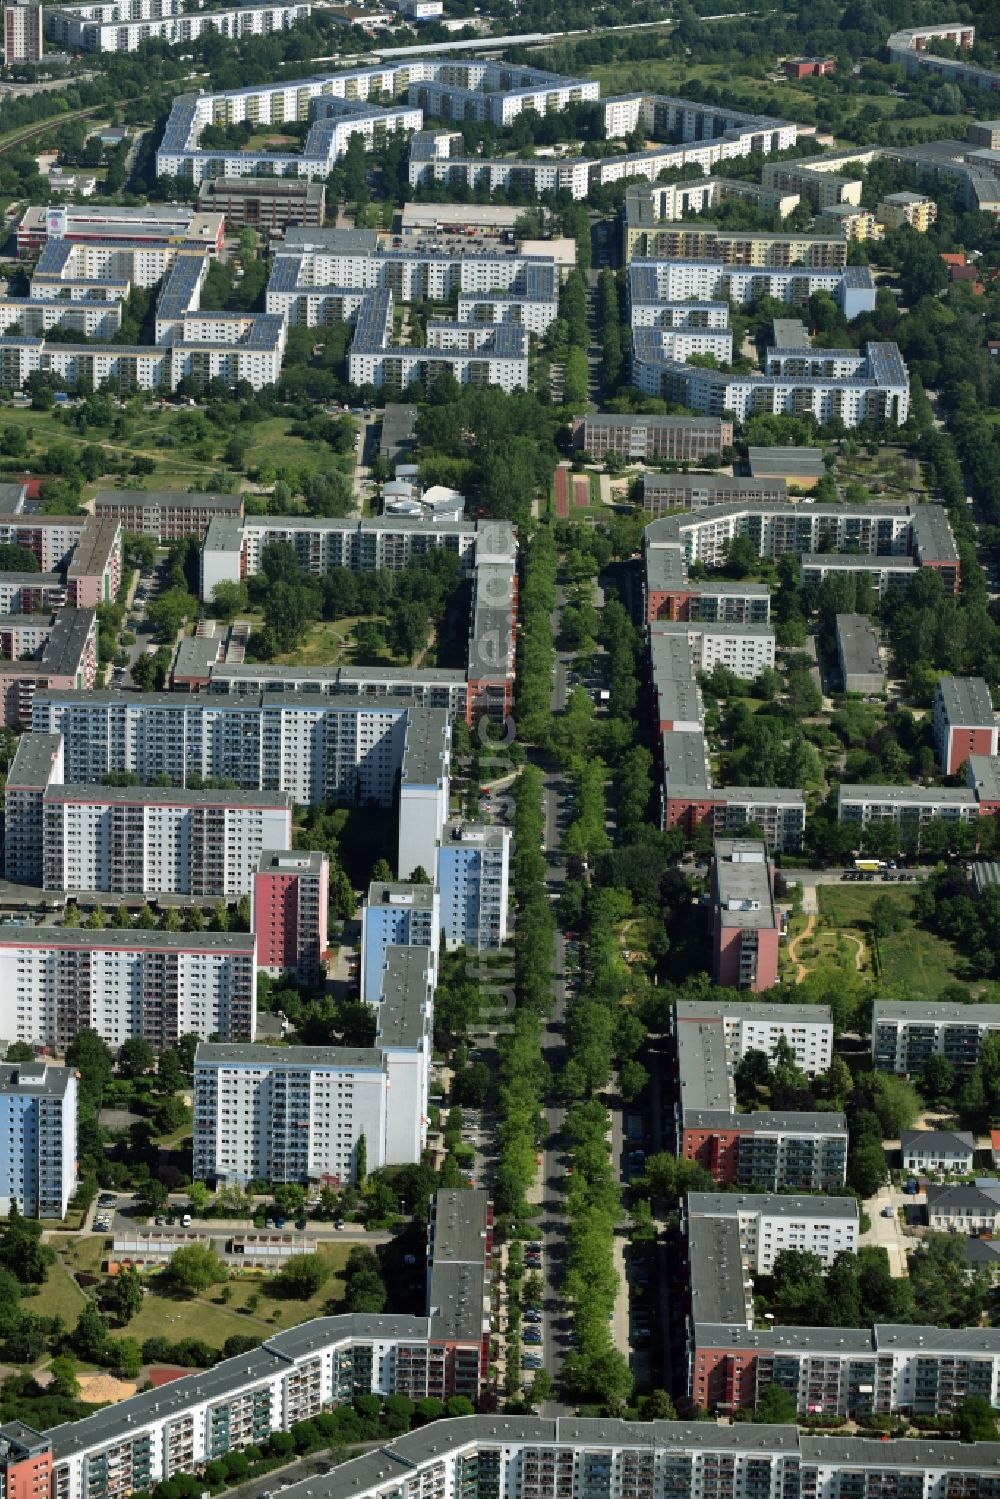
[0,406,355,494]
[57,1236,353,1348]
[818,883,1000,1001]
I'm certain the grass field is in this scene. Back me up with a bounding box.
[586,57,973,147]
[0,406,356,494]
[56,1236,353,1348]
[818,884,1000,1001]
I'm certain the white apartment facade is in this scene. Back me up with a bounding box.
[194,948,433,1183]
[686,1191,859,1273]
[651,621,775,680]
[41,786,292,897]
[46,0,310,51]
[435,821,511,950]
[360,880,440,1003]
[0,929,256,1052]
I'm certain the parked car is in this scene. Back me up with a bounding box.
[523,1330,543,1345]
[524,1309,542,1322]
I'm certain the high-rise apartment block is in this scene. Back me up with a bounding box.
[4,3,43,63]
[436,821,511,950]
[251,849,329,984]
[0,929,256,1052]
[194,947,432,1183]
[360,881,439,1003]
[0,1060,77,1218]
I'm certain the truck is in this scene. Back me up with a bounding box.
[854,859,886,873]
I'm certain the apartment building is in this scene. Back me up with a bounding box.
[0,928,256,1052]
[652,621,775,680]
[0,1061,77,1218]
[877,191,938,231]
[627,259,875,316]
[436,821,510,951]
[194,951,432,1182]
[45,0,309,51]
[17,203,225,262]
[672,1001,843,1189]
[0,574,64,615]
[836,613,884,695]
[685,1190,858,1273]
[933,675,998,774]
[0,607,97,727]
[4,731,64,885]
[42,786,292,898]
[872,999,1000,1075]
[360,881,439,1004]
[31,694,450,875]
[648,341,909,428]
[424,1188,492,1399]
[760,158,862,210]
[252,849,329,984]
[710,839,780,992]
[93,489,244,542]
[4,3,42,62]
[65,519,121,608]
[836,783,980,843]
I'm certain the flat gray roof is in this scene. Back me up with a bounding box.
[874,999,1000,1024]
[676,999,831,1025]
[366,880,436,909]
[194,1042,382,1070]
[687,1191,858,1220]
[0,1061,74,1099]
[682,1108,847,1132]
[938,674,995,727]
[257,848,325,875]
[688,1216,748,1328]
[836,613,882,678]
[7,731,62,790]
[0,928,254,954]
[747,445,827,479]
[45,784,291,810]
[94,488,241,510]
[713,850,776,932]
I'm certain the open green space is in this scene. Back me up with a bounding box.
[818,884,1000,1001]
[0,405,355,495]
[55,1236,353,1349]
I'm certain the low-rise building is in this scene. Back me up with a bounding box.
[873,999,1000,1075]
[900,1128,976,1174]
[573,413,734,461]
[835,613,884,695]
[93,489,244,542]
[926,1181,1000,1232]
[934,675,998,774]
[198,177,325,232]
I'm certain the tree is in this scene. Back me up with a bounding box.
[921,1053,956,1103]
[48,1355,80,1399]
[112,1337,143,1379]
[117,1038,155,1079]
[274,1254,330,1299]
[847,1140,888,1198]
[955,1394,998,1442]
[870,895,907,939]
[72,1304,110,1362]
[755,1383,798,1422]
[0,1212,54,1286]
[356,1132,368,1185]
[138,1179,169,1216]
[107,1266,144,1325]
[162,1245,228,1295]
